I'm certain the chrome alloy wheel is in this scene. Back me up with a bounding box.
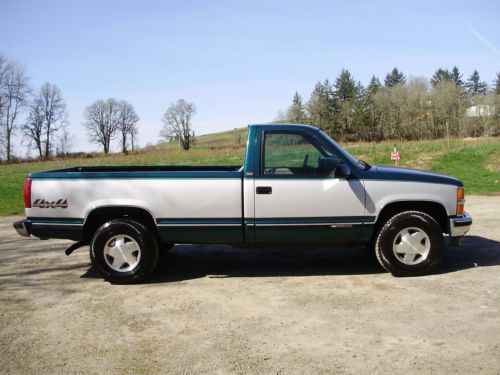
[103,235,141,272]
[392,227,431,266]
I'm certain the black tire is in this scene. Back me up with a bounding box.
[90,219,159,284]
[374,211,444,277]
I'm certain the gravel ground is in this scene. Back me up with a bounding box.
[0,195,499,375]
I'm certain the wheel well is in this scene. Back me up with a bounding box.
[373,201,449,238]
[83,206,158,241]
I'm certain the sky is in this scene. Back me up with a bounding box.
[1,0,499,154]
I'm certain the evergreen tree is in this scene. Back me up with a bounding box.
[334,69,360,141]
[334,69,357,100]
[384,67,406,87]
[366,76,382,97]
[306,80,336,133]
[465,70,488,95]
[431,68,451,87]
[493,72,500,95]
[287,92,307,123]
[364,76,382,141]
[450,66,464,86]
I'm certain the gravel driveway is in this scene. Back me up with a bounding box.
[1,196,499,375]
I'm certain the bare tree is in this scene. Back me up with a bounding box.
[23,82,67,158]
[22,97,45,157]
[39,83,67,157]
[160,99,196,150]
[130,126,139,151]
[0,60,30,160]
[84,98,120,154]
[0,55,8,157]
[117,100,139,153]
[0,54,7,118]
[56,127,74,155]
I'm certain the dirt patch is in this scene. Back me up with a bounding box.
[1,196,499,374]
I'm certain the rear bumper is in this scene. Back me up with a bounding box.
[449,212,472,237]
[13,219,31,237]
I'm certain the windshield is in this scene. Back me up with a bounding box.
[318,130,369,170]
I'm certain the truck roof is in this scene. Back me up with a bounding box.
[248,123,320,132]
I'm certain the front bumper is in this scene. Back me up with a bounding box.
[449,212,472,237]
[13,219,31,237]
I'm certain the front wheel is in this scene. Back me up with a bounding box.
[374,211,444,277]
[90,219,159,284]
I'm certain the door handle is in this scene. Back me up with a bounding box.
[256,186,272,194]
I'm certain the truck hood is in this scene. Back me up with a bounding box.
[363,165,463,187]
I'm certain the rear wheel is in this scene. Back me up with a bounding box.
[90,219,159,284]
[374,211,444,276]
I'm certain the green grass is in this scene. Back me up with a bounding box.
[0,128,498,216]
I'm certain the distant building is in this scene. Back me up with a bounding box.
[466,105,494,118]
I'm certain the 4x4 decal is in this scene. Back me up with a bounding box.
[33,199,68,209]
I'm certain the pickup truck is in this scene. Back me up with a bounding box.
[14,124,472,283]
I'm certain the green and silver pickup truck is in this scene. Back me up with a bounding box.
[14,124,472,283]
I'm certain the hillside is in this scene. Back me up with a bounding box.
[0,127,498,216]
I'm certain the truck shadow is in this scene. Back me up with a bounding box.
[126,235,499,283]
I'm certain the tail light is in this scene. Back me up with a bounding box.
[24,178,32,208]
[456,187,464,216]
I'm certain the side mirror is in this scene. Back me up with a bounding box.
[319,157,352,178]
[318,157,341,175]
[336,163,352,178]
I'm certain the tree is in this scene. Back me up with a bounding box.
[0,56,8,156]
[306,80,336,134]
[335,69,357,100]
[117,100,139,153]
[334,69,360,141]
[431,68,451,87]
[384,67,406,87]
[0,60,30,160]
[130,126,139,150]
[364,76,383,141]
[23,83,67,158]
[0,54,7,118]
[39,83,67,157]
[274,109,287,122]
[56,127,74,155]
[84,98,120,154]
[406,77,432,140]
[450,66,464,87]
[465,70,487,95]
[493,72,500,95]
[287,92,306,123]
[22,97,45,157]
[432,81,464,141]
[160,99,196,150]
[366,76,382,97]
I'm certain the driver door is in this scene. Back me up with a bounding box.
[253,130,367,243]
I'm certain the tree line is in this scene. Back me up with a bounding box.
[1,52,200,160]
[0,54,78,160]
[0,53,142,161]
[278,67,500,142]
[3,49,498,161]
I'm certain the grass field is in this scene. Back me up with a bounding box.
[0,127,498,216]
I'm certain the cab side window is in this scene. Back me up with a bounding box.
[263,132,327,176]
